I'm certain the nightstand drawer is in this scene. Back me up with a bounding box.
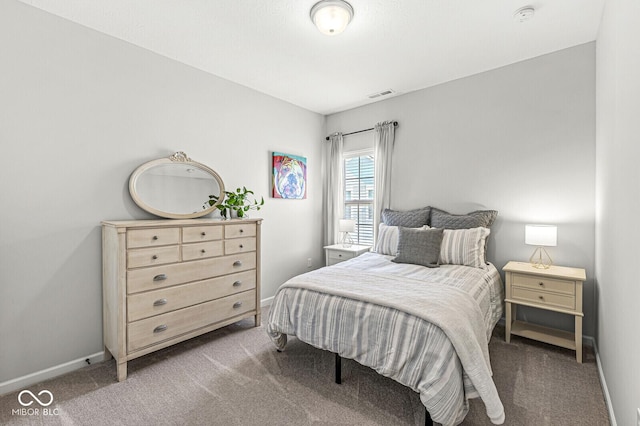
[328,251,355,262]
[511,273,575,295]
[512,287,575,310]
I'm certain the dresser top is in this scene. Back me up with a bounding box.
[503,261,586,281]
[102,218,262,228]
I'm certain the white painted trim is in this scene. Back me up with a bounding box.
[0,352,105,397]
[1,299,277,397]
[261,295,274,308]
[586,336,617,426]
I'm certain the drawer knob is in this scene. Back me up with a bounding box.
[538,282,544,286]
[233,281,242,287]
[152,255,158,260]
[153,274,167,281]
[233,260,242,267]
[201,249,206,253]
[538,295,544,300]
[153,324,168,333]
[152,236,158,241]
[338,254,343,258]
[233,301,243,309]
[239,229,244,233]
[201,232,206,236]
[153,298,167,307]
[239,244,244,249]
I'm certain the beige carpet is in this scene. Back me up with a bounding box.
[0,318,610,425]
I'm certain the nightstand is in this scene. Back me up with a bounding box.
[324,244,371,266]
[503,261,586,363]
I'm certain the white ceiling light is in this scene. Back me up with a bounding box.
[310,0,354,36]
[514,6,535,22]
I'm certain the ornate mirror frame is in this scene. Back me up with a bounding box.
[129,151,225,219]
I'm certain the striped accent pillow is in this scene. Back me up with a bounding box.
[375,223,400,255]
[438,227,490,269]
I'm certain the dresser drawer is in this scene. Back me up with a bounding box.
[182,241,224,261]
[511,273,575,295]
[127,270,256,322]
[126,252,257,294]
[225,223,256,239]
[127,228,180,249]
[127,245,180,268]
[224,237,256,255]
[182,225,223,243]
[127,290,256,352]
[512,287,575,310]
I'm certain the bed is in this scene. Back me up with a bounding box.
[266,208,506,426]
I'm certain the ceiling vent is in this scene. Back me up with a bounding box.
[368,89,395,99]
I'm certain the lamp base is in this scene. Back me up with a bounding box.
[529,246,553,269]
[341,232,354,248]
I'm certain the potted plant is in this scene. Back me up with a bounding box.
[205,186,264,219]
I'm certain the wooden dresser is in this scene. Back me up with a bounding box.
[102,218,262,381]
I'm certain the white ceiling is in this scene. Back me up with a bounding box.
[19,0,605,115]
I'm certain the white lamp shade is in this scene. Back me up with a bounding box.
[310,0,354,35]
[525,224,557,247]
[339,219,356,233]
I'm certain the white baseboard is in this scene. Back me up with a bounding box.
[585,336,617,426]
[0,352,105,397]
[2,300,277,397]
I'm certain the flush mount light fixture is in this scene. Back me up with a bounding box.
[310,0,354,36]
[514,6,535,22]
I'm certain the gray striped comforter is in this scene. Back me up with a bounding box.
[266,252,505,426]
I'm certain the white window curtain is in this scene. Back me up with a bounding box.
[373,121,396,241]
[323,133,344,246]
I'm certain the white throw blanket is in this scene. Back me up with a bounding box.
[274,266,505,425]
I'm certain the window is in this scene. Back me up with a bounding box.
[344,150,374,245]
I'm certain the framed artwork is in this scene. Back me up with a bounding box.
[272,152,307,199]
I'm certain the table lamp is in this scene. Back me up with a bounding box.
[339,219,355,248]
[525,224,557,269]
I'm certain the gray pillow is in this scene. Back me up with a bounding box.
[392,227,443,268]
[382,207,431,228]
[430,208,497,229]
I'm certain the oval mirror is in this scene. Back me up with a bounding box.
[129,152,225,219]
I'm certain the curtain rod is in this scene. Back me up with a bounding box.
[325,121,398,141]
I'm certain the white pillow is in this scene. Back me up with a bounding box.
[375,223,399,255]
[438,227,490,269]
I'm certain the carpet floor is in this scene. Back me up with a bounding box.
[0,318,610,425]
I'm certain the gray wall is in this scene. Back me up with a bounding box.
[596,0,640,424]
[327,43,596,337]
[0,1,325,385]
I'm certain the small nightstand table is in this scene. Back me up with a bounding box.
[324,244,371,266]
[503,261,586,363]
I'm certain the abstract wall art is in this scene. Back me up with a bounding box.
[272,152,307,199]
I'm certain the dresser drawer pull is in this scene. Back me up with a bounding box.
[201,249,206,253]
[233,281,242,287]
[538,282,544,287]
[153,298,168,307]
[239,244,244,249]
[233,302,243,309]
[233,260,242,267]
[152,235,159,240]
[153,274,167,281]
[152,255,158,260]
[239,228,244,233]
[153,324,168,333]
[201,232,206,236]
[538,295,544,300]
